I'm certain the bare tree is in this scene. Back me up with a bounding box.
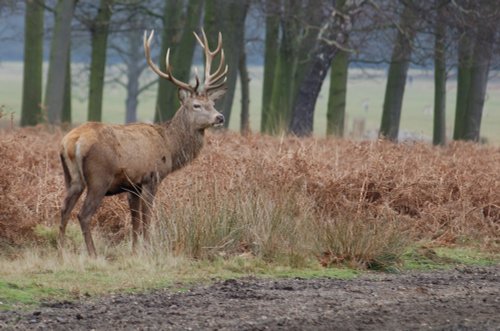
[0,1,19,44]
[44,0,76,125]
[269,0,302,133]
[453,30,473,140]
[463,23,496,140]
[0,0,16,13]
[379,0,418,141]
[461,1,498,141]
[110,28,158,123]
[204,0,250,128]
[327,48,349,137]
[326,0,349,137]
[239,46,250,134]
[154,0,184,122]
[289,0,366,136]
[87,0,114,122]
[260,0,280,133]
[20,0,45,127]
[107,2,161,123]
[433,0,447,145]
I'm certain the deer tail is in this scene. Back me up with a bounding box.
[60,136,87,188]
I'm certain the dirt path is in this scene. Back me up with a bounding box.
[1,265,499,330]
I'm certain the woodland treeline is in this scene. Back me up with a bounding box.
[7,0,500,143]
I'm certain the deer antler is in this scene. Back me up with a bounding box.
[193,29,228,94]
[143,30,199,93]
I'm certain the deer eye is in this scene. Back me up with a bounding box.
[193,104,201,110]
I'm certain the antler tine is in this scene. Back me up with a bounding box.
[203,30,223,56]
[144,29,196,93]
[205,77,227,93]
[193,29,205,49]
[212,31,223,55]
[207,49,228,84]
[193,29,212,88]
[164,48,196,92]
[193,28,227,93]
[143,30,171,80]
[193,67,200,92]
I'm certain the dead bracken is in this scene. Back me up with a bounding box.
[1,127,499,263]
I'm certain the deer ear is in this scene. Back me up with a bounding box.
[178,89,192,104]
[208,88,227,102]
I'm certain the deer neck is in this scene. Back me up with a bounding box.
[164,108,205,172]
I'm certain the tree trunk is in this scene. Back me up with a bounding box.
[125,36,141,123]
[453,31,473,140]
[260,0,280,133]
[62,47,72,124]
[239,48,250,135]
[20,0,44,127]
[327,49,349,137]
[155,0,203,122]
[269,0,301,134]
[154,0,184,123]
[87,0,113,122]
[218,0,249,128]
[203,0,248,128]
[379,3,417,141]
[289,3,357,137]
[462,24,495,142]
[204,0,217,41]
[44,0,75,124]
[172,0,204,84]
[433,1,446,146]
[125,89,139,123]
[293,0,325,98]
[124,29,143,124]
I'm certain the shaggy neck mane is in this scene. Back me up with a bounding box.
[163,107,205,171]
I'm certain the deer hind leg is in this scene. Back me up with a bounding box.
[77,186,107,257]
[128,191,142,252]
[59,182,84,250]
[59,154,84,251]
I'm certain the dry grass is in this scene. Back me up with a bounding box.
[1,126,499,269]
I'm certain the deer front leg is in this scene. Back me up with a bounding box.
[141,173,160,245]
[128,192,142,252]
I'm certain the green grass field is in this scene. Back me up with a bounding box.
[1,62,499,143]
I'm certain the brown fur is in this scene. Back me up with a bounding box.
[59,93,225,256]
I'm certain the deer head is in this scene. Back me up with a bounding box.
[143,29,228,130]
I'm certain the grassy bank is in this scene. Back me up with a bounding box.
[0,240,361,310]
[1,242,497,310]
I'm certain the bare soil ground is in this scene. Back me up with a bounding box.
[1,265,499,330]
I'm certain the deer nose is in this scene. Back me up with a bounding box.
[215,114,224,124]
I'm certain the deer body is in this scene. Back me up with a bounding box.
[59,29,227,256]
[62,123,171,195]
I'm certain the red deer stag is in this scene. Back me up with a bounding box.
[58,29,228,257]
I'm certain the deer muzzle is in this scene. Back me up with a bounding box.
[213,114,225,127]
